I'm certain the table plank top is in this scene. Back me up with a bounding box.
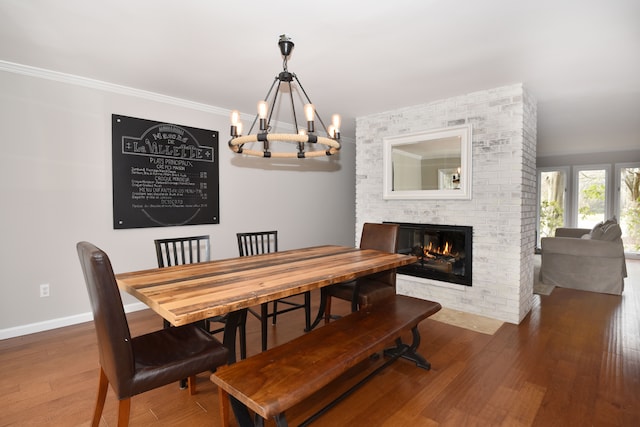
[116,245,417,326]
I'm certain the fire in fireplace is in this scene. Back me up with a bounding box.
[387,222,472,286]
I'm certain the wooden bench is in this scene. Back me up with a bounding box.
[210,295,442,427]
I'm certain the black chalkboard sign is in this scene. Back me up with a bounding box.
[112,114,219,229]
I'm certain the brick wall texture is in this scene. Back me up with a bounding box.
[355,84,537,323]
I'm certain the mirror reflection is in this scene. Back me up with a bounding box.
[383,124,472,200]
[391,136,461,191]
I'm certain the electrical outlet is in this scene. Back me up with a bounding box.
[40,283,50,298]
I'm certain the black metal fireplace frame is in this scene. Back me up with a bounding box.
[386,222,473,286]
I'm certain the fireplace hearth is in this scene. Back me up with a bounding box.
[387,222,472,286]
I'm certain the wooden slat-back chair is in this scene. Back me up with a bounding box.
[154,235,247,359]
[237,231,311,352]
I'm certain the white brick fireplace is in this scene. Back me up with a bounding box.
[355,84,537,324]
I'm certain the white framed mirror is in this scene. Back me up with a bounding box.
[383,124,472,200]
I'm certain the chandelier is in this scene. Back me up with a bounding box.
[228,35,341,159]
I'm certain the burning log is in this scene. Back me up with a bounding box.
[422,258,454,273]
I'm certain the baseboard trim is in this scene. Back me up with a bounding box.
[0,302,148,340]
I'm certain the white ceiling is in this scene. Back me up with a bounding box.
[1,0,639,157]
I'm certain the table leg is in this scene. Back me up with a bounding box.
[308,283,362,331]
[304,291,311,332]
[222,309,247,364]
[351,282,361,312]
[308,288,328,330]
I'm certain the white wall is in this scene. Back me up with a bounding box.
[356,84,537,324]
[0,67,356,337]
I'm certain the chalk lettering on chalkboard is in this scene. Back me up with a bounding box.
[112,115,219,229]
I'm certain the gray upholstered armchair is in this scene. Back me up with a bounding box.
[539,218,627,295]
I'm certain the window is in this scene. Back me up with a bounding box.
[537,162,639,257]
[537,168,568,247]
[616,163,640,257]
[574,166,609,229]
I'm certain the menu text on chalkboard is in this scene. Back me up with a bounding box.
[112,114,219,229]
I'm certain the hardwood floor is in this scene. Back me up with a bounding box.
[1,260,639,426]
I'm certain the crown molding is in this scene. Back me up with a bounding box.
[0,60,230,116]
[0,60,354,141]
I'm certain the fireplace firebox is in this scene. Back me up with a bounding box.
[386,222,472,286]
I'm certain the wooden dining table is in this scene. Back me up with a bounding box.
[116,245,416,353]
[116,244,416,427]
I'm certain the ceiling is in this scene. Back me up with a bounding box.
[1,0,639,158]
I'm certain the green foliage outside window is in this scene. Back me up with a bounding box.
[621,169,640,251]
[579,181,605,220]
[622,202,640,251]
[540,200,564,238]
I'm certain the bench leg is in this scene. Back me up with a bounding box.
[231,397,254,427]
[222,309,256,427]
[299,340,410,427]
[218,389,230,427]
[254,413,288,427]
[383,326,431,370]
[274,413,289,427]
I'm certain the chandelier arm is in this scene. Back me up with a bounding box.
[246,115,258,137]
[286,80,300,133]
[263,76,280,102]
[267,82,281,131]
[293,74,330,135]
[248,77,280,135]
[285,80,305,154]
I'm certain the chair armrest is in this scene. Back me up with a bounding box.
[541,236,624,258]
[554,228,591,238]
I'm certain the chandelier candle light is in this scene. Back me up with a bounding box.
[228,34,341,158]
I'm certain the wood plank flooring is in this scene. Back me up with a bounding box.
[1,260,639,426]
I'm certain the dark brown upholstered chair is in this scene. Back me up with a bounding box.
[237,231,311,351]
[323,223,400,323]
[154,235,247,360]
[77,241,228,427]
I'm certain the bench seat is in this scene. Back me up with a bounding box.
[211,295,441,426]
